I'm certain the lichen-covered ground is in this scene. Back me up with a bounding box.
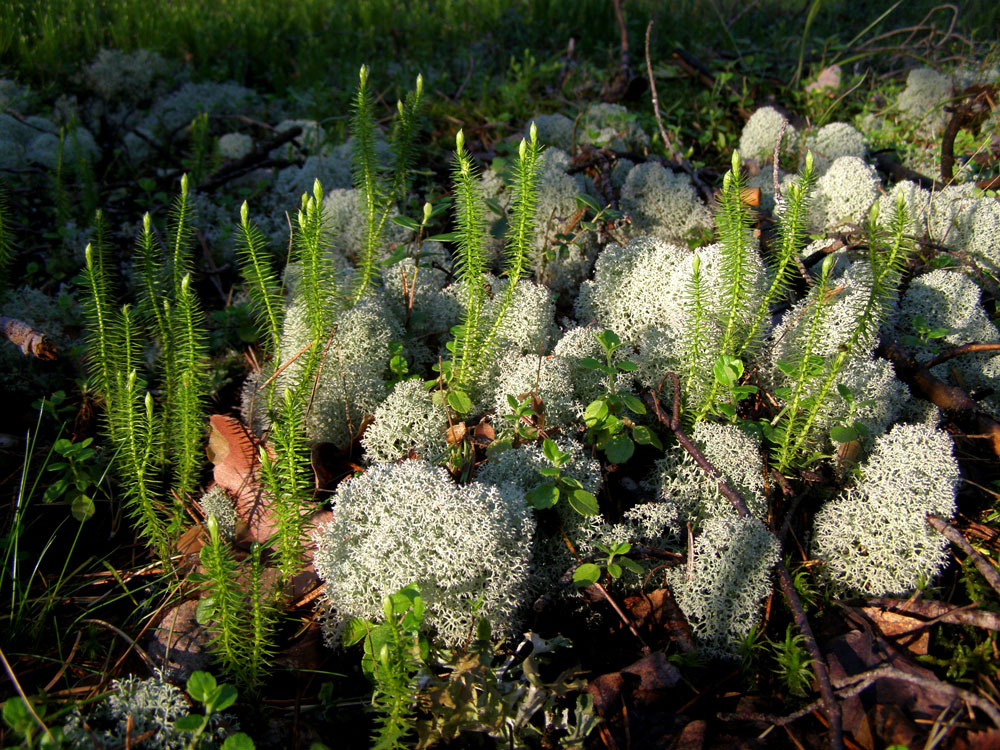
[2,3,1000,748]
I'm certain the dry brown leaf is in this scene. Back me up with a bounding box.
[207,414,259,493]
[860,607,929,655]
[446,422,467,445]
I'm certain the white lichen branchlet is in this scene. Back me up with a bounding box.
[199,486,238,541]
[620,162,713,245]
[804,122,866,174]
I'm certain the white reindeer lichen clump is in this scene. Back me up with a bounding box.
[361,378,449,464]
[198,486,238,541]
[276,292,399,447]
[804,122,866,174]
[653,421,768,524]
[313,460,535,647]
[812,422,959,595]
[668,516,780,658]
[811,155,880,231]
[62,671,236,750]
[895,68,953,136]
[620,162,714,245]
[897,269,1000,416]
[739,106,795,164]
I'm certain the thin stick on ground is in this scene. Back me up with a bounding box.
[720,664,1000,730]
[864,598,1000,631]
[644,21,712,203]
[927,515,1000,598]
[878,335,1000,459]
[646,372,844,750]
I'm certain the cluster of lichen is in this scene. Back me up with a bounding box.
[10,48,995,694]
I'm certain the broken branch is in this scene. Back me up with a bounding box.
[646,373,843,750]
[927,515,1000,598]
[1,316,57,360]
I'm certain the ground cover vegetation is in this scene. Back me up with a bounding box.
[1,1,1000,748]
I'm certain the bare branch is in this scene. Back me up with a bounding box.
[927,515,1000,598]
[1,317,57,360]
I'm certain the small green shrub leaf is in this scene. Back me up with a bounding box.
[212,683,238,713]
[221,733,256,750]
[604,434,634,464]
[195,597,216,625]
[713,354,744,386]
[620,557,645,575]
[631,424,662,450]
[584,399,608,427]
[573,563,602,587]
[186,671,216,703]
[70,493,95,522]
[175,715,205,732]
[575,193,602,213]
[2,697,34,735]
[621,393,646,415]
[568,489,599,516]
[527,484,559,509]
[344,618,372,647]
[596,329,621,353]
[446,389,472,414]
[829,425,858,443]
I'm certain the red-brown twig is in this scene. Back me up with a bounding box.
[924,342,1000,370]
[927,515,1000,598]
[646,373,843,750]
[643,23,711,203]
[865,599,1000,631]
[878,336,1000,459]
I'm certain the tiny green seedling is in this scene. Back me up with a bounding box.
[178,671,255,749]
[525,438,599,516]
[710,354,758,421]
[572,541,644,587]
[504,393,546,441]
[902,314,950,353]
[44,436,103,522]
[580,329,662,464]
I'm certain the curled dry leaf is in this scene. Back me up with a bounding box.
[446,421,467,445]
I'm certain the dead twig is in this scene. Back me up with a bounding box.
[720,663,1000,730]
[941,85,997,183]
[878,336,1000,459]
[833,665,1000,729]
[644,22,712,203]
[927,515,1000,598]
[196,125,302,193]
[924,343,1000,370]
[1,317,58,359]
[865,598,1000,632]
[646,373,843,750]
